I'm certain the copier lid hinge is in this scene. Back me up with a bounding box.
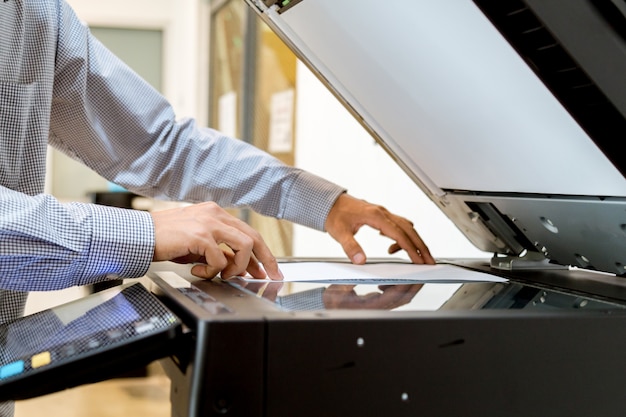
[262,0,303,13]
[491,251,568,271]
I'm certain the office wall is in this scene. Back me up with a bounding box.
[65,0,209,123]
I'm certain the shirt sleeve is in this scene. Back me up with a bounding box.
[49,2,346,231]
[0,186,154,291]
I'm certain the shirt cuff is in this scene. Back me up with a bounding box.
[281,171,346,231]
[77,204,155,285]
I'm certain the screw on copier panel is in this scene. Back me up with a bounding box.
[356,337,365,347]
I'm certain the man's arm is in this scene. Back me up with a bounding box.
[0,186,153,291]
[50,3,346,229]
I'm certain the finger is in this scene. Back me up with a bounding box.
[238,280,267,294]
[187,236,229,279]
[388,242,432,266]
[329,284,357,292]
[351,291,392,309]
[217,216,282,280]
[186,233,249,280]
[151,203,280,282]
[382,225,424,264]
[191,263,223,279]
[331,199,429,264]
[259,281,283,301]
[218,239,253,278]
[170,254,206,264]
[207,218,277,280]
[251,242,283,280]
[196,228,251,278]
[368,284,423,309]
[387,243,401,254]
[245,255,267,279]
[380,284,423,306]
[333,229,366,264]
[372,212,434,264]
[388,242,431,262]
[216,247,258,279]
[398,225,435,264]
[322,285,357,308]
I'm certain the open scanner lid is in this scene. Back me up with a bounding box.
[245,0,626,276]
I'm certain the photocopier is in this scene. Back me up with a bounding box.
[2,1,626,416]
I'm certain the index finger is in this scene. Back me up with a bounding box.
[390,227,435,264]
[374,214,435,264]
[222,216,284,280]
[245,233,282,280]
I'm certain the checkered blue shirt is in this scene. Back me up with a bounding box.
[0,0,344,346]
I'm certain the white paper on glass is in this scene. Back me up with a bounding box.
[239,262,507,284]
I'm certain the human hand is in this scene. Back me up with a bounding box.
[150,202,283,280]
[322,283,423,309]
[324,194,435,265]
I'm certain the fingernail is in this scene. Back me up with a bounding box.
[352,253,366,264]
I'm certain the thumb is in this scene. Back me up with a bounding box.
[340,237,366,265]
